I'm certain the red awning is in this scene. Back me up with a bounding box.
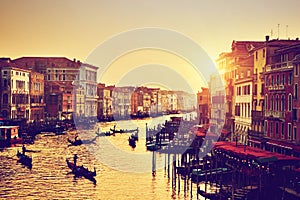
[214,141,300,162]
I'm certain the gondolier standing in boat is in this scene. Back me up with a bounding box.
[22,144,26,155]
[73,154,78,170]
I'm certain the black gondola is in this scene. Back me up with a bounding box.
[67,138,83,146]
[66,158,96,183]
[17,151,32,168]
[197,187,230,200]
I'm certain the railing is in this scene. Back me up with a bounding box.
[31,103,46,107]
[249,130,264,138]
[265,110,285,118]
[267,85,284,91]
[266,62,294,72]
[251,110,263,118]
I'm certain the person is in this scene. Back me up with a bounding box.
[22,145,26,155]
[73,154,78,167]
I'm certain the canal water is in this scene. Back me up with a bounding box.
[0,113,214,199]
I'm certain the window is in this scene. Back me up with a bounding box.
[265,76,268,86]
[263,49,266,58]
[271,76,274,85]
[3,70,7,75]
[265,95,268,110]
[276,75,279,85]
[270,122,273,136]
[281,123,285,139]
[293,126,297,141]
[261,84,264,95]
[288,94,292,111]
[271,95,274,110]
[276,95,279,111]
[288,73,292,85]
[281,95,285,112]
[254,84,257,95]
[288,123,292,140]
[295,64,299,76]
[3,79,8,88]
[276,123,279,138]
[264,120,268,134]
[256,51,258,60]
[282,74,285,85]
[294,84,298,99]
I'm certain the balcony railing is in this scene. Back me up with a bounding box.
[267,85,285,91]
[265,110,285,118]
[249,130,264,138]
[266,62,294,72]
[251,110,263,118]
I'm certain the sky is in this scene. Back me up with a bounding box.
[1,0,300,92]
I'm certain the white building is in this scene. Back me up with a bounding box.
[0,59,30,119]
[79,63,98,118]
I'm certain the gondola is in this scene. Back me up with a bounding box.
[17,151,32,168]
[110,127,138,134]
[67,138,83,146]
[95,131,114,137]
[197,187,229,200]
[66,158,96,182]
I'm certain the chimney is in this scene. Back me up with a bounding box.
[296,38,299,41]
[265,35,270,42]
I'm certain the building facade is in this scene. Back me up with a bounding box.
[0,59,30,120]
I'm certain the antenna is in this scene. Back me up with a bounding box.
[278,24,280,39]
[271,29,273,38]
[286,25,289,39]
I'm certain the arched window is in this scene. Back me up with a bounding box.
[281,95,285,112]
[271,95,274,110]
[265,95,268,110]
[276,95,279,111]
[288,94,292,111]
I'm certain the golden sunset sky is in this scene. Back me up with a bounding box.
[1,0,299,92]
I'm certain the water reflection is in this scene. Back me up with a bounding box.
[0,113,210,199]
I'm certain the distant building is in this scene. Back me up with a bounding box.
[29,71,45,122]
[13,57,98,120]
[112,86,134,119]
[97,83,114,121]
[197,87,210,125]
[0,59,30,120]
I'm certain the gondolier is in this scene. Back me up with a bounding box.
[73,154,78,168]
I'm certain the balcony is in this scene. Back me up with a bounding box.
[251,110,263,119]
[266,62,294,72]
[268,85,285,91]
[249,130,264,138]
[265,110,285,119]
[31,103,46,107]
